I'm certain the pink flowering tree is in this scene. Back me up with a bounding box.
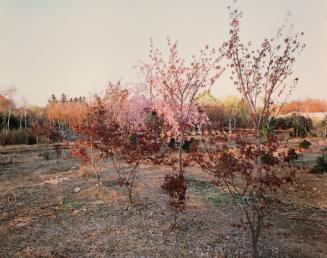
[140,38,225,221]
[141,38,225,176]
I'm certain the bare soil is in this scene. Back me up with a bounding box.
[0,139,326,258]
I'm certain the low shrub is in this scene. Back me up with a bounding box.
[167,138,199,152]
[168,138,176,148]
[261,151,279,165]
[284,148,301,163]
[310,155,327,174]
[182,138,199,152]
[0,129,37,145]
[128,133,137,145]
[298,139,311,149]
[40,150,51,160]
[269,115,313,138]
[162,173,187,216]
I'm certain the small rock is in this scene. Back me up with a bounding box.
[73,187,81,193]
[58,177,69,183]
[15,222,31,228]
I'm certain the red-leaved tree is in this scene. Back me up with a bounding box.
[71,95,108,184]
[193,131,298,257]
[192,7,305,257]
[226,6,305,189]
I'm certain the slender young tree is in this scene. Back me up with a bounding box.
[100,111,164,204]
[5,87,16,130]
[195,7,305,257]
[142,38,225,176]
[22,98,28,129]
[226,8,305,189]
[99,84,164,203]
[140,39,225,220]
[72,95,110,185]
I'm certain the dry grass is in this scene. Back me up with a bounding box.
[0,140,326,257]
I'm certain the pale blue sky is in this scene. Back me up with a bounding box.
[0,0,326,105]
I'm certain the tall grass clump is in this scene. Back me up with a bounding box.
[0,129,37,146]
[310,154,327,174]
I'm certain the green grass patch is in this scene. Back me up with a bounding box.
[184,176,255,206]
[58,198,84,213]
[204,192,245,206]
[184,176,213,191]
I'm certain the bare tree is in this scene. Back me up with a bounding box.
[226,8,305,188]
[195,7,306,257]
[0,86,16,130]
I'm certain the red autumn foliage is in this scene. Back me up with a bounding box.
[192,131,297,258]
[69,82,165,202]
[70,96,108,182]
[161,173,187,223]
[100,111,165,203]
[196,6,305,257]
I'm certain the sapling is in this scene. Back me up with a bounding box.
[204,6,305,256]
[141,38,225,219]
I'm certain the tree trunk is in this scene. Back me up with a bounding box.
[56,149,59,164]
[7,108,11,130]
[178,130,184,175]
[255,128,262,187]
[324,115,327,139]
[251,231,259,258]
[173,210,178,228]
[19,116,23,130]
[251,212,263,258]
[228,118,232,134]
[126,185,133,204]
[96,174,101,187]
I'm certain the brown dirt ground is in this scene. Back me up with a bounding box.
[0,139,326,258]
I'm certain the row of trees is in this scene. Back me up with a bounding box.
[0,91,88,131]
[0,93,40,130]
[2,90,321,139]
[280,98,327,114]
